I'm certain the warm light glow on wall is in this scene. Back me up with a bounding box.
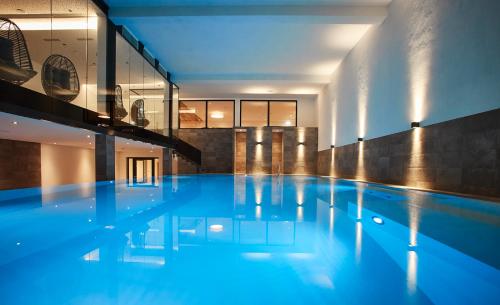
[330,148,336,177]
[408,8,435,124]
[254,128,264,169]
[407,127,426,187]
[297,128,306,163]
[12,17,98,31]
[356,141,365,180]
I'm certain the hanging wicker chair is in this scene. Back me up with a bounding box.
[114,85,128,120]
[131,99,150,128]
[42,54,80,102]
[0,17,37,85]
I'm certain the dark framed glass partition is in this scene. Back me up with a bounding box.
[179,100,235,128]
[0,0,108,117]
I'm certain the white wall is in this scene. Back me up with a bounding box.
[41,144,95,187]
[317,0,500,150]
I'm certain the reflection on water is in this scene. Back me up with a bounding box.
[0,175,499,305]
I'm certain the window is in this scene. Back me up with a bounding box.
[240,101,268,127]
[0,0,107,114]
[240,100,297,127]
[207,101,234,128]
[179,101,206,128]
[270,101,296,126]
[179,100,234,128]
[115,31,168,135]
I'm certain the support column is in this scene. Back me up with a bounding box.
[95,134,115,181]
[162,148,173,175]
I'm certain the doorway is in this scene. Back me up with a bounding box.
[127,157,159,185]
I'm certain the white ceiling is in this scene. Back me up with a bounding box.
[0,112,163,152]
[107,0,391,98]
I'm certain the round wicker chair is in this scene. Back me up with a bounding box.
[42,54,80,102]
[114,85,128,120]
[0,17,37,85]
[131,99,150,128]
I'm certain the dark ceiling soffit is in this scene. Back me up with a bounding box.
[0,80,173,149]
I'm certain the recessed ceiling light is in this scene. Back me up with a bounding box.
[89,142,92,145]
[87,135,91,138]
[126,142,130,145]
[53,142,57,145]
[12,121,18,125]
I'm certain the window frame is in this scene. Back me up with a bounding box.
[240,100,297,127]
[178,100,236,129]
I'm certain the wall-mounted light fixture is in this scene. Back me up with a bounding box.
[297,142,305,146]
[411,122,420,128]
[358,138,364,142]
[256,141,263,145]
[330,145,335,149]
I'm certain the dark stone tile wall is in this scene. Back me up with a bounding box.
[0,139,41,190]
[283,127,318,175]
[177,129,234,173]
[177,127,319,175]
[176,155,199,174]
[317,108,500,198]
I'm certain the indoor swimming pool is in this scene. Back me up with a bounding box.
[0,175,499,305]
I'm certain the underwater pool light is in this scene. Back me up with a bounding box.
[371,216,384,225]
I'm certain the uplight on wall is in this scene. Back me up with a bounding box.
[256,141,263,145]
[411,122,420,128]
[330,145,335,149]
[357,138,364,142]
[297,142,305,146]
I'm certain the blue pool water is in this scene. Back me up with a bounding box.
[0,175,499,305]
